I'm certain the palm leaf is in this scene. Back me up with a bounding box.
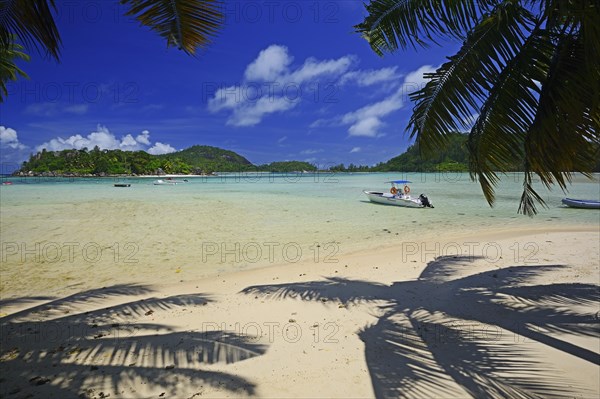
[0,37,29,102]
[468,26,553,209]
[519,28,599,215]
[121,0,223,55]
[355,0,495,55]
[407,2,534,155]
[359,0,600,215]
[0,0,60,59]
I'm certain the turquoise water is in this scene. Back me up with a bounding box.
[2,172,599,219]
[1,173,598,297]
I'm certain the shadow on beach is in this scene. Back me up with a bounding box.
[0,284,266,398]
[242,256,600,399]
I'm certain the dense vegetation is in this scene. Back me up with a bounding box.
[332,132,475,172]
[17,145,317,175]
[372,132,471,172]
[256,161,317,172]
[159,145,253,173]
[17,133,597,176]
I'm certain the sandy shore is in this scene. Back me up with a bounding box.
[1,229,598,398]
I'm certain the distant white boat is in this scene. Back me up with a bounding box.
[154,179,178,185]
[364,180,434,208]
[561,198,600,209]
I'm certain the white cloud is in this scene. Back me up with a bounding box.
[209,44,354,126]
[120,134,140,150]
[244,45,293,81]
[37,126,118,152]
[25,102,90,117]
[64,104,89,115]
[0,126,25,149]
[300,149,323,155]
[207,86,244,113]
[288,56,354,83]
[342,91,404,124]
[311,64,436,138]
[225,96,297,127]
[0,126,30,166]
[136,130,151,145]
[147,142,176,155]
[403,65,437,89]
[350,147,361,153]
[348,117,384,137]
[24,103,58,117]
[342,88,404,137]
[36,125,177,154]
[277,136,287,144]
[341,67,400,87]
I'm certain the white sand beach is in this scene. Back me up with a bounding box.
[1,227,598,398]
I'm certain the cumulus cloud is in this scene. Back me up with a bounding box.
[348,117,385,137]
[0,126,30,166]
[244,45,293,81]
[311,64,437,138]
[342,88,404,137]
[1,126,27,150]
[208,44,354,127]
[36,125,177,154]
[350,147,361,153]
[136,130,151,145]
[147,142,176,155]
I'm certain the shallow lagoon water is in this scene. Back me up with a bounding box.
[1,173,598,297]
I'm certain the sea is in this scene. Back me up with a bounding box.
[1,172,598,297]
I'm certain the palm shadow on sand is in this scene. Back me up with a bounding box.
[0,284,266,398]
[242,256,599,398]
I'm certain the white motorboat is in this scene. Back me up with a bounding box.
[364,180,434,208]
[153,179,178,185]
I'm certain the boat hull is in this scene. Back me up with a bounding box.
[154,179,178,185]
[363,191,427,208]
[562,198,600,209]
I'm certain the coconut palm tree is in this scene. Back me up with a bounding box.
[356,0,600,215]
[0,0,223,101]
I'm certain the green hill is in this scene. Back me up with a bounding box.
[15,145,319,176]
[160,145,253,173]
[372,132,470,172]
[258,161,317,172]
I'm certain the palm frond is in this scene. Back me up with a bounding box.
[0,37,29,102]
[407,2,534,156]
[520,21,600,214]
[468,27,553,208]
[121,0,223,55]
[355,0,495,55]
[0,0,60,59]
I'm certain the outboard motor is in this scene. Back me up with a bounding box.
[419,194,434,208]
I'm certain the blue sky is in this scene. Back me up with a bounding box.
[1,0,461,171]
